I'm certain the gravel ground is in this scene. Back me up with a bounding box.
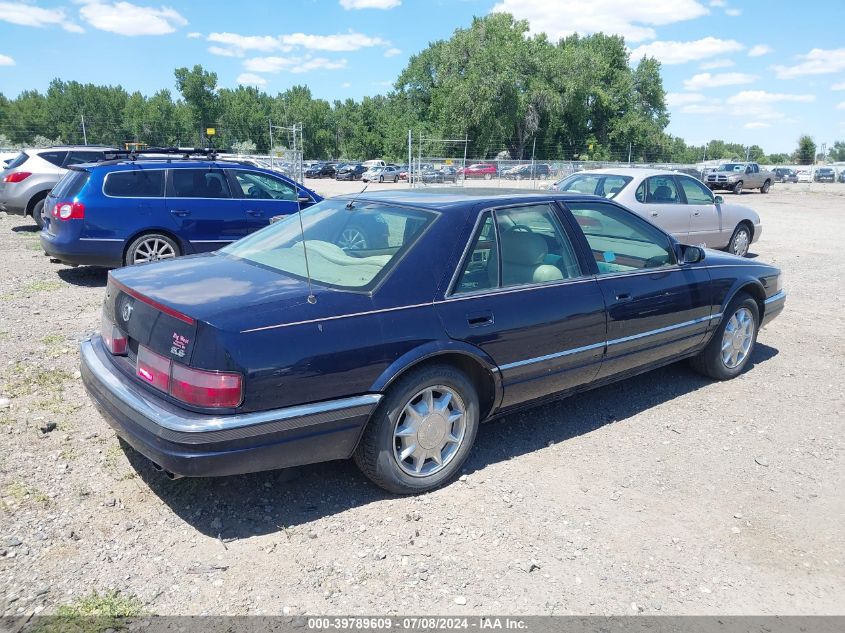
[0,183,843,617]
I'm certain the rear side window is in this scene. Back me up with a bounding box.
[6,152,28,169]
[65,151,105,167]
[52,170,90,198]
[38,151,68,167]
[104,170,165,197]
[169,169,231,198]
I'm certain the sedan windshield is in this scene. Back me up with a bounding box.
[553,173,632,198]
[221,200,435,290]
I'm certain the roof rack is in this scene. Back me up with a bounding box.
[101,147,219,162]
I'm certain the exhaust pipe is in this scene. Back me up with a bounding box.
[150,461,183,480]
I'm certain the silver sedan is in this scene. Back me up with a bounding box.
[550,168,762,256]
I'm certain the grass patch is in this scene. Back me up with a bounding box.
[5,481,50,505]
[22,280,63,293]
[3,362,74,398]
[35,591,145,633]
[42,333,66,347]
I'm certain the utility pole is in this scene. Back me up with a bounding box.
[268,118,274,169]
[530,137,536,189]
[627,142,632,165]
[408,129,412,188]
[462,133,468,185]
[745,146,750,162]
[81,113,88,146]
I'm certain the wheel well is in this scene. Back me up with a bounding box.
[122,229,184,263]
[736,219,754,240]
[734,283,765,319]
[392,353,498,420]
[25,190,50,216]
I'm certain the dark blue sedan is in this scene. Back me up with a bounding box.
[80,190,785,493]
[40,158,321,268]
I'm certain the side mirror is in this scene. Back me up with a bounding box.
[714,195,724,204]
[297,195,312,204]
[681,245,705,264]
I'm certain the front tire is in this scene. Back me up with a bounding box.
[733,180,743,195]
[354,364,480,494]
[125,233,180,266]
[691,293,759,380]
[726,223,751,257]
[379,175,384,183]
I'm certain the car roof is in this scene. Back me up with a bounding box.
[336,188,605,211]
[566,167,695,178]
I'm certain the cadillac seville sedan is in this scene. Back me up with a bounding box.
[80,190,785,493]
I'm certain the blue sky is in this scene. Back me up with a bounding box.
[1,0,843,153]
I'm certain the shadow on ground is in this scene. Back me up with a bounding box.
[9,223,39,234]
[123,343,779,539]
[57,266,108,287]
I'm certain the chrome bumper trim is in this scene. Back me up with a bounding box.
[764,290,786,305]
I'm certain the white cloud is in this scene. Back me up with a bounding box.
[340,0,400,8]
[726,90,815,105]
[681,103,723,114]
[209,46,241,57]
[837,101,845,110]
[725,8,741,16]
[700,58,734,70]
[0,1,83,32]
[629,37,744,65]
[772,48,845,79]
[384,47,401,58]
[490,0,709,43]
[341,82,352,88]
[186,31,201,38]
[666,92,704,106]
[744,122,771,129]
[0,53,14,66]
[832,81,845,91]
[748,44,773,57]
[243,56,347,74]
[683,72,757,90]
[208,32,288,53]
[77,1,187,36]
[709,0,725,6]
[280,32,388,51]
[236,72,267,86]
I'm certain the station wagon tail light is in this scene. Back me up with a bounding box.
[170,364,243,408]
[100,312,127,355]
[3,171,31,183]
[135,345,243,408]
[52,201,85,220]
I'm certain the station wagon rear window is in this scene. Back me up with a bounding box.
[52,170,90,198]
[221,200,435,290]
[104,170,165,197]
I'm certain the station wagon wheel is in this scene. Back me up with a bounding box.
[338,226,369,250]
[125,233,180,266]
[354,364,480,494]
[690,293,759,380]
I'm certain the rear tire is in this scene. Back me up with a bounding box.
[760,180,771,193]
[354,364,480,494]
[379,175,384,183]
[31,197,47,229]
[691,293,759,380]
[125,233,180,266]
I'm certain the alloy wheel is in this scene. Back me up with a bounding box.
[720,307,754,369]
[392,385,467,477]
[133,237,176,263]
[731,228,750,257]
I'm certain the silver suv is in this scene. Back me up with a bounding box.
[0,146,115,227]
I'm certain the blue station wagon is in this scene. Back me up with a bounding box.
[79,190,786,493]
[40,157,322,267]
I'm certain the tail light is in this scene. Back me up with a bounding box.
[135,345,243,409]
[52,201,85,220]
[101,312,127,355]
[3,171,31,183]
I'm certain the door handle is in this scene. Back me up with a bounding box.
[246,209,263,217]
[170,209,191,217]
[615,292,633,302]
[466,310,494,327]
[693,210,701,216]
[650,211,658,217]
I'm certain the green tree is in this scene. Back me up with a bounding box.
[174,65,220,145]
[793,135,816,165]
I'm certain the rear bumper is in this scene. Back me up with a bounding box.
[761,290,786,327]
[40,231,124,267]
[80,337,380,477]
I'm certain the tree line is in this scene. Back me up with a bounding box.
[0,14,833,165]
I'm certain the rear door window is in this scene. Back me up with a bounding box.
[64,151,105,167]
[39,151,68,167]
[104,170,165,197]
[168,169,231,198]
[644,176,682,204]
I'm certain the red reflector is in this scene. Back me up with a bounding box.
[101,312,127,355]
[109,277,194,325]
[52,201,85,220]
[136,346,171,393]
[171,364,243,408]
[3,171,31,183]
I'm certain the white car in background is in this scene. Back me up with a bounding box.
[796,170,812,183]
[551,168,762,257]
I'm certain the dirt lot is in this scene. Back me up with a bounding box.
[0,183,843,617]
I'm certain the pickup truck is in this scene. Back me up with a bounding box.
[704,162,773,194]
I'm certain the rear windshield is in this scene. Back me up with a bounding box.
[51,170,90,199]
[6,152,28,169]
[555,173,632,198]
[104,169,165,197]
[221,199,435,291]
